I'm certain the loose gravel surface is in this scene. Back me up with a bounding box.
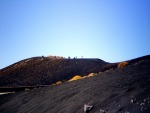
[0,57,150,113]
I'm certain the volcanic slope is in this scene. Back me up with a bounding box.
[0,56,108,87]
[0,55,150,113]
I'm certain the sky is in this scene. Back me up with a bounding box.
[0,0,150,69]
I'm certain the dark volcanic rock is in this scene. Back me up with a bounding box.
[0,57,108,87]
[0,55,150,113]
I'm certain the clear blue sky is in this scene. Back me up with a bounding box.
[0,0,150,69]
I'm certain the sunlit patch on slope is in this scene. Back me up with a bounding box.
[68,75,82,82]
[118,62,128,68]
[53,72,101,85]
[55,81,62,85]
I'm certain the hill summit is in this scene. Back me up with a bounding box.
[0,56,109,87]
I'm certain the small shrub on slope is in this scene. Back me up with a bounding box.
[68,75,82,82]
[88,73,95,77]
[82,76,88,79]
[118,62,128,68]
[55,81,62,85]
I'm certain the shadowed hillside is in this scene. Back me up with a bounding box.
[0,56,108,87]
[0,55,150,113]
[0,55,150,87]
